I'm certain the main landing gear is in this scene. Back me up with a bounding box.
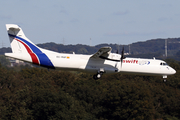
[93,69,104,80]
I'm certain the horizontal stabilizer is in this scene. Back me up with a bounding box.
[5,53,31,63]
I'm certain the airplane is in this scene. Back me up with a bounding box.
[5,24,176,81]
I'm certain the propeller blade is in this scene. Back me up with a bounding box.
[120,46,125,68]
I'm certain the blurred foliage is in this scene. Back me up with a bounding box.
[0,60,179,119]
[0,55,10,67]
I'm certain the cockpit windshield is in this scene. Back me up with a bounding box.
[160,62,168,66]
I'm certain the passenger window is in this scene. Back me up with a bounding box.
[160,63,162,65]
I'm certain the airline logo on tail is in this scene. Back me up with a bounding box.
[8,31,54,68]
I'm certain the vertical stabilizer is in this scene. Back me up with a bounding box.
[5,24,55,68]
[6,24,36,53]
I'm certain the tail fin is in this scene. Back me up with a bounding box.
[6,24,55,68]
[6,24,37,53]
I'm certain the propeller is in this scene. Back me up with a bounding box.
[120,46,126,68]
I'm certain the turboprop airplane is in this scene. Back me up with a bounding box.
[5,24,176,81]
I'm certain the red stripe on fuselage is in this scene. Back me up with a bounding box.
[29,52,39,65]
[15,38,39,65]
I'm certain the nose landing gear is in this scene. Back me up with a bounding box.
[163,75,167,82]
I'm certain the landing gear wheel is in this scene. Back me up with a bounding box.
[93,73,103,80]
[163,79,167,82]
[96,73,102,79]
[93,74,98,80]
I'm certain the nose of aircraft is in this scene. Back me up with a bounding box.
[171,68,176,74]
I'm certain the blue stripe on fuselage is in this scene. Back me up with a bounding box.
[8,34,55,68]
[35,53,55,69]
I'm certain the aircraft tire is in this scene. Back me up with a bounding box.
[93,73,102,80]
[97,73,101,79]
[93,74,98,80]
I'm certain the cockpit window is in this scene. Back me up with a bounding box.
[160,62,168,66]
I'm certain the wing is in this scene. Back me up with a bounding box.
[90,47,112,58]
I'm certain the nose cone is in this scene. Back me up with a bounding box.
[172,69,176,74]
[171,68,176,74]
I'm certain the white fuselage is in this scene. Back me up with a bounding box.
[5,24,176,79]
[6,48,176,76]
